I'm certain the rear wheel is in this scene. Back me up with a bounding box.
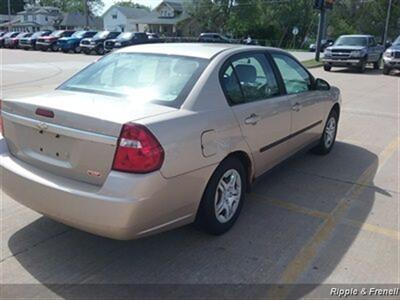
[51,44,58,52]
[312,109,338,155]
[74,46,81,53]
[195,157,246,235]
[324,65,331,72]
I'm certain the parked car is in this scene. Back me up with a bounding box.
[0,31,7,38]
[104,32,149,52]
[198,33,232,43]
[0,32,19,48]
[36,30,75,52]
[5,32,32,49]
[80,31,120,55]
[309,39,334,52]
[19,30,52,50]
[146,33,162,43]
[58,30,97,53]
[383,35,400,75]
[0,43,341,240]
[323,34,384,73]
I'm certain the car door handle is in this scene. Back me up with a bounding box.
[292,103,301,112]
[244,114,260,125]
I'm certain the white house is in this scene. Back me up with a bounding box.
[135,0,190,36]
[0,5,62,31]
[102,6,150,32]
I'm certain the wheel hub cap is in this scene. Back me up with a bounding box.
[324,117,337,148]
[214,169,242,223]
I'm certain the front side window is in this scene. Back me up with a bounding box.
[59,53,208,107]
[272,53,312,95]
[221,53,280,105]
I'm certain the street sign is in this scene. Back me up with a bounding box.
[292,27,299,36]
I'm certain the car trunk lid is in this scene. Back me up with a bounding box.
[2,90,176,185]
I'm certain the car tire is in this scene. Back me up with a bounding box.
[324,65,331,72]
[373,57,382,70]
[312,109,339,155]
[358,59,367,73]
[96,46,105,55]
[383,66,391,75]
[195,157,246,235]
[74,46,81,53]
[51,44,58,52]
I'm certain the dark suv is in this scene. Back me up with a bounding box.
[80,31,120,55]
[198,33,232,43]
[104,32,149,52]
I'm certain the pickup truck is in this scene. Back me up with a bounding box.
[323,35,384,73]
[383,35,400,75]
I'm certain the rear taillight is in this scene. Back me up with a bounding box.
[0,100,3,135]
[112,123,164,173]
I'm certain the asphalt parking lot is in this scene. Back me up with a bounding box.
[1,49,399,299]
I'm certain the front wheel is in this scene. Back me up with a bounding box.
[373,57,382,70]
[195,157,246,235]
[51,44,58,52]
[96,45,105,55]
[74,46,81,53]
[324,65,332,72]
[383,66,391,75]
[358,59,367,73]
[312,109,338,155]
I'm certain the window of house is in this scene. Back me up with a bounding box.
[112,13,118,19]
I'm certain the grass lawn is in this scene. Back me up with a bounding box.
[302,59,324,68]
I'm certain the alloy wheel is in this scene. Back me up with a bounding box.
[214,169,242,224]
[324,117,337,149]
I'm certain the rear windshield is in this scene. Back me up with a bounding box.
[334,36,367,46]
[59,53,208,107]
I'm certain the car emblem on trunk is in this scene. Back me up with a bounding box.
[37,122,48,131]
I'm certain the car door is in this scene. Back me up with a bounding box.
[270,52,326,151]
[221,52,292,176]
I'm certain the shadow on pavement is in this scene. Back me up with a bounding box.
[6,142,380,299]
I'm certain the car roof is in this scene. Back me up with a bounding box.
[119,43,271,59]
[339,34,373,38]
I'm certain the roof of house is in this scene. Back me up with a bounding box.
[102,6,150,19]
[161,1,184,12]
[17,6,61,16]
[59,12,103,29]
[135,10,189,25]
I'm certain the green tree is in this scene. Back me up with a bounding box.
[0,0,25,14]
[113,1,150,10]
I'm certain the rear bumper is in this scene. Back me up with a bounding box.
[323,58,362,67]
[0,138,213,240]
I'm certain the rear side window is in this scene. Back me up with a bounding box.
[221,53,280,105]
[272,53,312,95]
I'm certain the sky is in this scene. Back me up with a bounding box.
[101,0,163,13]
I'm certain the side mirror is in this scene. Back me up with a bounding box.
[315,78,330,91]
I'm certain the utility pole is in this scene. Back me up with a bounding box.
[315,7,326,62]
[7,0,11,32]
[383,0,393,45]
[84,0,89,29]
